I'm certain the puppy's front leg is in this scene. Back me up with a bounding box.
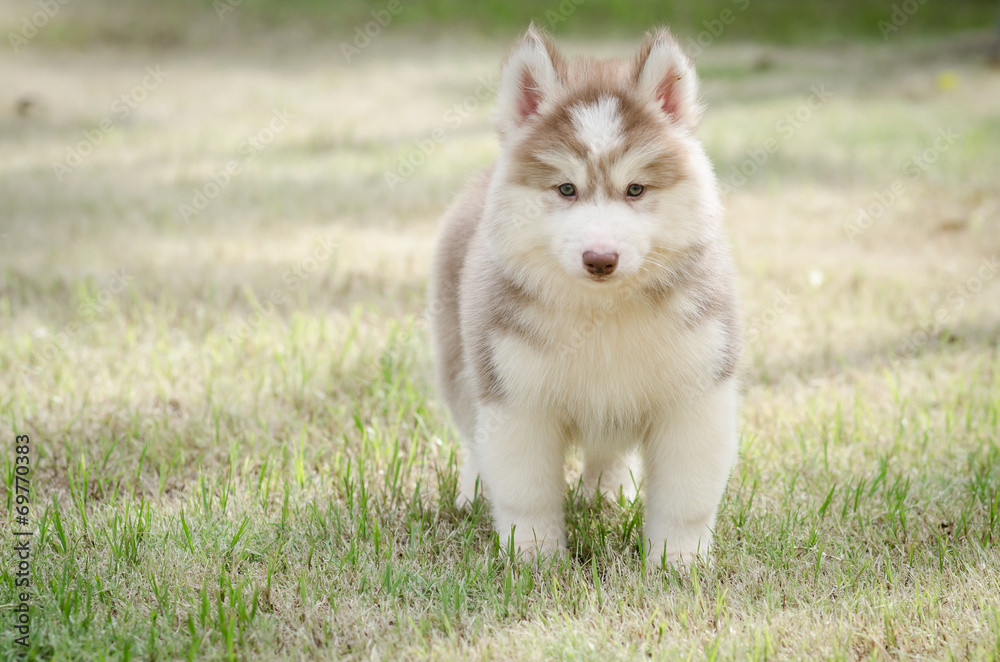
[643,379,738,568]
[475,403,567,556]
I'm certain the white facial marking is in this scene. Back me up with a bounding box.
[570,96,623,156]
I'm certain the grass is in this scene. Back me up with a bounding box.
[2,3,1000,660]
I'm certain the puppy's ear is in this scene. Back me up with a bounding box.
[634,29,702,131]
[494,24,562,138]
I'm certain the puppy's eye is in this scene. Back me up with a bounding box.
[557,183,577,197]
[626,183,645,197]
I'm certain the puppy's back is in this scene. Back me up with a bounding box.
[430,169,493,437]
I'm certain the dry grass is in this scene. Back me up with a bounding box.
[1,17,999,662]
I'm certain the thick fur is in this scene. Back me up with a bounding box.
[430,26,741,566]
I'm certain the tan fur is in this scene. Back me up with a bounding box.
[429,168,493,442]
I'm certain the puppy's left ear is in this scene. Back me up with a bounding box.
[634,29,702,131]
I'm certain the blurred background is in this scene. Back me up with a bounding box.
[2,0,998,45]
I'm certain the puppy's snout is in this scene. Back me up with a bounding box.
[582,251,618,277]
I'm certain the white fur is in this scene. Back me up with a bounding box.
[432,29,738,568]
[570,96,624,155]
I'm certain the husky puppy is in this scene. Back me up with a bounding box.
[430,26,740,566]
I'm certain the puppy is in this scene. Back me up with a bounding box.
[430,26,740,567]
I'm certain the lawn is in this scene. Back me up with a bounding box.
[1,1,999,659]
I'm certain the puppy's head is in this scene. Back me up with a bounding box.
[487,27,720,289]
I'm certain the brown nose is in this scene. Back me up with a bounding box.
[583,251,618,276]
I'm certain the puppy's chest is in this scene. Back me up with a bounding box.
[494,298,702,412]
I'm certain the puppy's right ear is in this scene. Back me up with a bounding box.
[494,25,562,138]
[635,28,702,131]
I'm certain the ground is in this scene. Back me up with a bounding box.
[1,2,999,660]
